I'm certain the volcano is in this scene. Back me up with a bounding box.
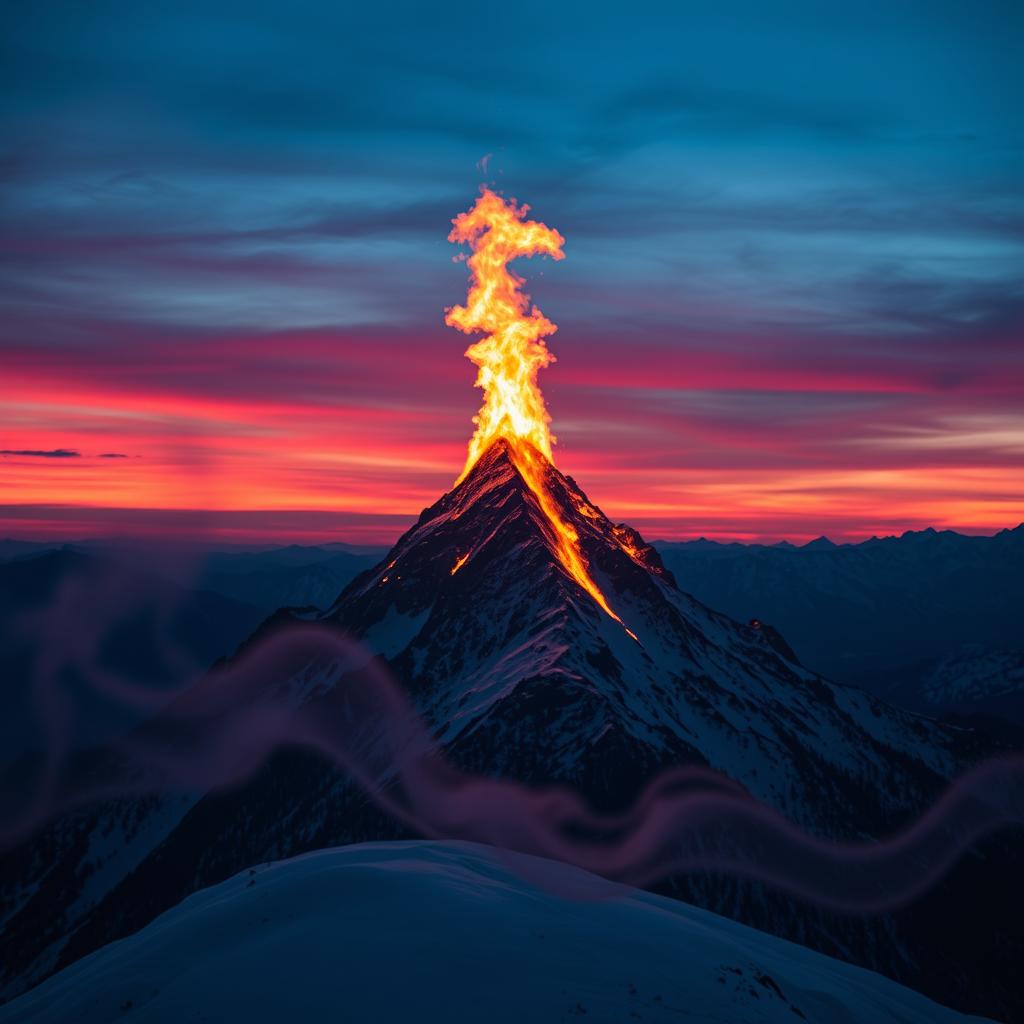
[321,437,959,828]
[5,435,1021,1020]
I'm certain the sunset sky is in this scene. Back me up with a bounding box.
[2,1,1022,544]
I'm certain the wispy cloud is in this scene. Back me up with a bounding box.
[1,448,81,458]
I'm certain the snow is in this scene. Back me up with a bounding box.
[920,647,1024,705]
[360,606,430,659]
[0,841,991,1024]
[69,794,198,915]
[0,793,198,1002]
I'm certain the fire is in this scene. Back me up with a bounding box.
[450,552,469,575]
[446,188,636,641]
[446,188,563,479]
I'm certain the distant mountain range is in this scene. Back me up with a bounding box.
[194,545,385,611]
[3,522,1022,739]
[0,548,265,756]
[654,525,1024,722]
[0,543,382,755]
[0,540,385,614]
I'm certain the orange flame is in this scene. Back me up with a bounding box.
[446,188,636,640]
[446,188,563,480]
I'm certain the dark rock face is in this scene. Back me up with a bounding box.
[2,439,1020,1020]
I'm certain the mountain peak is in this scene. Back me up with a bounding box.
[436,436,534,518]
[327,436,671,638]
[803,535,836,550]
[447,437,672,589]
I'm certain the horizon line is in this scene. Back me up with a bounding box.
[2,519,1021,553]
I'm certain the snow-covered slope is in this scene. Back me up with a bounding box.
[0,793,196,992]
[883,646,1024,725]
[0,841,991,1024]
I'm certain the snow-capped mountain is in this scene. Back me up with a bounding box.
[0,841,992,1024]
[321,438,960,831]
[1,439,1020,1019]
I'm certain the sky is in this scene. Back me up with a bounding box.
[2,0,1022,545]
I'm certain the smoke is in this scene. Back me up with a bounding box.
[0,542,214,839]
[3,620,1022,913]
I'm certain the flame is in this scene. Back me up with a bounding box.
[446,188,563,479]
[446,188,636,641]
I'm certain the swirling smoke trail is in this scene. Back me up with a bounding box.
[3,622,1022,913]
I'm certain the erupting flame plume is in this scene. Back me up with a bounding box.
[446,188,634,637]
[446,188,563,476]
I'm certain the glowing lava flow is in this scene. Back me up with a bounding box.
[446,188,635,639]
[510,439,637,638]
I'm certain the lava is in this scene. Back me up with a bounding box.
[446,188,635,639]
[507,439,630,632]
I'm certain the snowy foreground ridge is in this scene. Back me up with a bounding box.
[0,841,990,1024]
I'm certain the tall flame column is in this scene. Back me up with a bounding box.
[446,188,635,638]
